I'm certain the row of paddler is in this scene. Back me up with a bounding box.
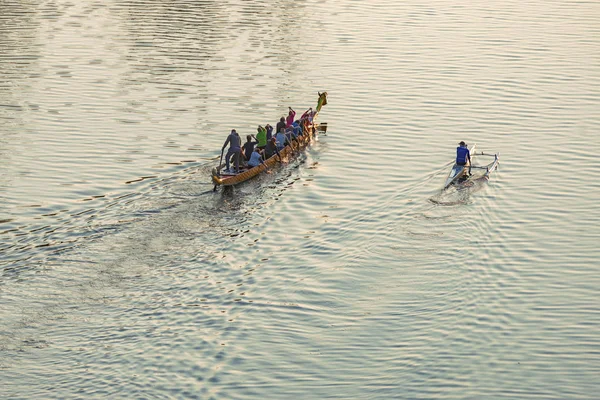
[220,107,318,173]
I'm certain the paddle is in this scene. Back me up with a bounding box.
[217,147,224,175]
[260,151,271,173]
[213,148,225,191]
[288,126,302,154]
[269,138,283,163]
[468,148,472,176]
[285,131,296,154]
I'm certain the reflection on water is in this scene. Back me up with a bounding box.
[2,0,600,398]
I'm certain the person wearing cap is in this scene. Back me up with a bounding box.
[222,129,242,173]
[456,141,471,172]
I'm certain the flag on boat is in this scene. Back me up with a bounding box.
[317,92,328,112]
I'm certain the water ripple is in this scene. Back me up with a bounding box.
[2,0,600,398]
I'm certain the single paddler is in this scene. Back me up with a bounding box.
[456,141,472,175]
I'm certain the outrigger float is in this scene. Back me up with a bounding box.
[443,143,499,189]
[212,92,327,191]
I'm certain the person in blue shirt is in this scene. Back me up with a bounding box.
[275,127,289,150]
[247,147,267,169]
[292,120,302,137]
[456,141,472,176]
[456,141,471,166]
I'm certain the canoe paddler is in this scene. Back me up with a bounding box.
[456,141,472,174]
[286,107,296,128]
[265,137,282,161]
[256,125,267,150]
[222,129,242,173]
[247,147,267,169]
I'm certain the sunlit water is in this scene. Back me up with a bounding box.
[1,0,599,398]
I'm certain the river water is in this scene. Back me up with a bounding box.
[1,0,599,399]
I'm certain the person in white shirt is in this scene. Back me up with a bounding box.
[248,147,267,168]
[275,127,288,150]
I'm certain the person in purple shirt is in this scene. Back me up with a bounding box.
[222,129,242,173]
[265,124,273,141]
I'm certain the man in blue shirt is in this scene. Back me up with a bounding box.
[456,141,471,176]
[456,141,471,166]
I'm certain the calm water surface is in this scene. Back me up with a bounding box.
[1,0,599,398]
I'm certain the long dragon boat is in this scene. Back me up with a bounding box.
[212,92,327,190]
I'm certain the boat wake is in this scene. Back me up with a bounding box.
[429,176,491,206]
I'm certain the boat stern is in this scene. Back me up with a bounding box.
[211,168,223,186]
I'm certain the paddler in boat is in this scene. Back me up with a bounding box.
[275,126,289,150]
[255,125,267,151]
[265,137,282,161]
[456,141,472,175]
[299,116,309,135]
[301,107,315,123]
[286,106,296,128]
[292,120,302,137]
[222,129,242,173]
[275,117,286,136]
[286,125,300,151]
[247,147,267,169]
[243,133,259,163]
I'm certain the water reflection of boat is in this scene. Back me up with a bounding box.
[211,92,327,190]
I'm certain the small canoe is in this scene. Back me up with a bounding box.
[212,92,327,190]
[444,143,476,189]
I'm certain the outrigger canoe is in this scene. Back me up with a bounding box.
[444,143,476,189]
[212,92,327,190]
[477,152,500,181]
[443,144,500,189]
